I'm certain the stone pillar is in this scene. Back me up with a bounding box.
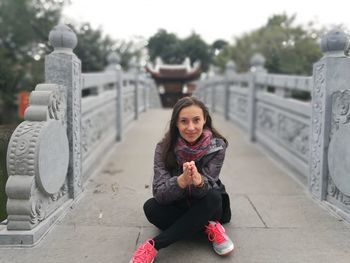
[145,74,151,110]
[45,24,82,199]
[129,58,139,120]
[248,53,267,141]
[211,66,220,113]
[106,52,123,141]
[309,29,350,207]
[143,73,148,112]
[224,61,236,120]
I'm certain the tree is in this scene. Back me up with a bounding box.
[213,14,323,75]
[74,24,147,72]
[210,39,228,56]
[147,29,212,71]
[73,23,115,72]
[147,29,183,64]
[0,0,144,124]
[0,0,68,124]
[182,33,211,71]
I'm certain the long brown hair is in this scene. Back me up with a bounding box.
[161,96,228,170]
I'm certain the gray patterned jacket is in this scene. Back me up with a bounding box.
[152,137,227,205]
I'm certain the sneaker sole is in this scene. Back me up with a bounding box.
[214,244,235,256]
[129,260,154,263]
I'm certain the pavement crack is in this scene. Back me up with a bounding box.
[135,227,141,249]
[246,195,268,228]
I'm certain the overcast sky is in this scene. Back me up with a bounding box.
[63,0,349,43]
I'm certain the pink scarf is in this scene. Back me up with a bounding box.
[174,129,212,166]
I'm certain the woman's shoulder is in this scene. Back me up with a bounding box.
[211,137,227,149]
[205,137,226,156]
[155,141,163,151]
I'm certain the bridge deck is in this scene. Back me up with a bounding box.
[1,109,350,263]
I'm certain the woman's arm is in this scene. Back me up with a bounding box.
[152,143,186,205]
[191,145,226,199]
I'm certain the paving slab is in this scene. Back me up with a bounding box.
[0,226,140,263]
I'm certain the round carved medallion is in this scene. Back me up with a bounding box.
[36,121,69,194]
[328,125,350,196]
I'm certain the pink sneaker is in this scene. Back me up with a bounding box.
[129,239,157,263]
[205,221,234,256]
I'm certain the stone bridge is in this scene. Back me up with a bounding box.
[0,24,350,262]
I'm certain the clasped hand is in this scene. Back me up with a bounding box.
[177,161,203,188]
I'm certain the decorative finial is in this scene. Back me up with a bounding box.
[128,57,139,73]
[250,53,266,68]
[49,23,78,53]
[250,53,267,73]
[320,28,348,56]
[105,52,121,71]
[225,60,236,72]
[107,52,120,65]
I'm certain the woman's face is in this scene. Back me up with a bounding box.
[176,105,206,144]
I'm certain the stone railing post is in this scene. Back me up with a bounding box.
[145,73,152,109]
[129,59,139,120]
[0,24,79,245]
[211,66,220,113]
[309,29,350,207]
[224,61,236,120]
[106,52,123,141]
[248,53,267,141]
[143,73,149,112]
[45,24,82,199]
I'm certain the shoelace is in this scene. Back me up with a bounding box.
[131,240,156,263]
[205,222,226,244]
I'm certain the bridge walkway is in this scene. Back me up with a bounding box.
[1,109,350,263]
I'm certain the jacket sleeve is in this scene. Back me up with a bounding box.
[191,143,226,199]
[152,143,186,205]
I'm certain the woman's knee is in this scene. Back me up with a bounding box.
[143,198,159,221]
[204,189,222,210]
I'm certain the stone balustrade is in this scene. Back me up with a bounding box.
[195,28,350,223]
[0,23,160,246]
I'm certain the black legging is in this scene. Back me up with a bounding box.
[143,189,223,250]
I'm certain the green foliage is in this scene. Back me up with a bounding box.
[0,0,144,124]
[182,33,211,71]
[0,0,67,124]
[0,137,7,221]
[147,29,183,64]
[0,125,17,221]
[213,14,324,75]
[74,23,115,72]
[147,29,212,71]
[73,23,146,72]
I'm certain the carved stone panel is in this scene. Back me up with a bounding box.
[310,62,326,198]
[278,114,310,161]
[229,93,248,124]
[36,121,69,194]
[257,104,276,134]
[328,125,350,196]
[237,97,248,120]
[81,102,116,160]
[327,90,350,204]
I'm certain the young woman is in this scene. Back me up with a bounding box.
[129,96,234,263]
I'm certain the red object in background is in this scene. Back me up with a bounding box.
[18,91,30,119]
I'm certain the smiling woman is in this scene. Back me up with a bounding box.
[129,96,234,263]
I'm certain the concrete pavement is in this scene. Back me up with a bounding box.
[0,109,349,263]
